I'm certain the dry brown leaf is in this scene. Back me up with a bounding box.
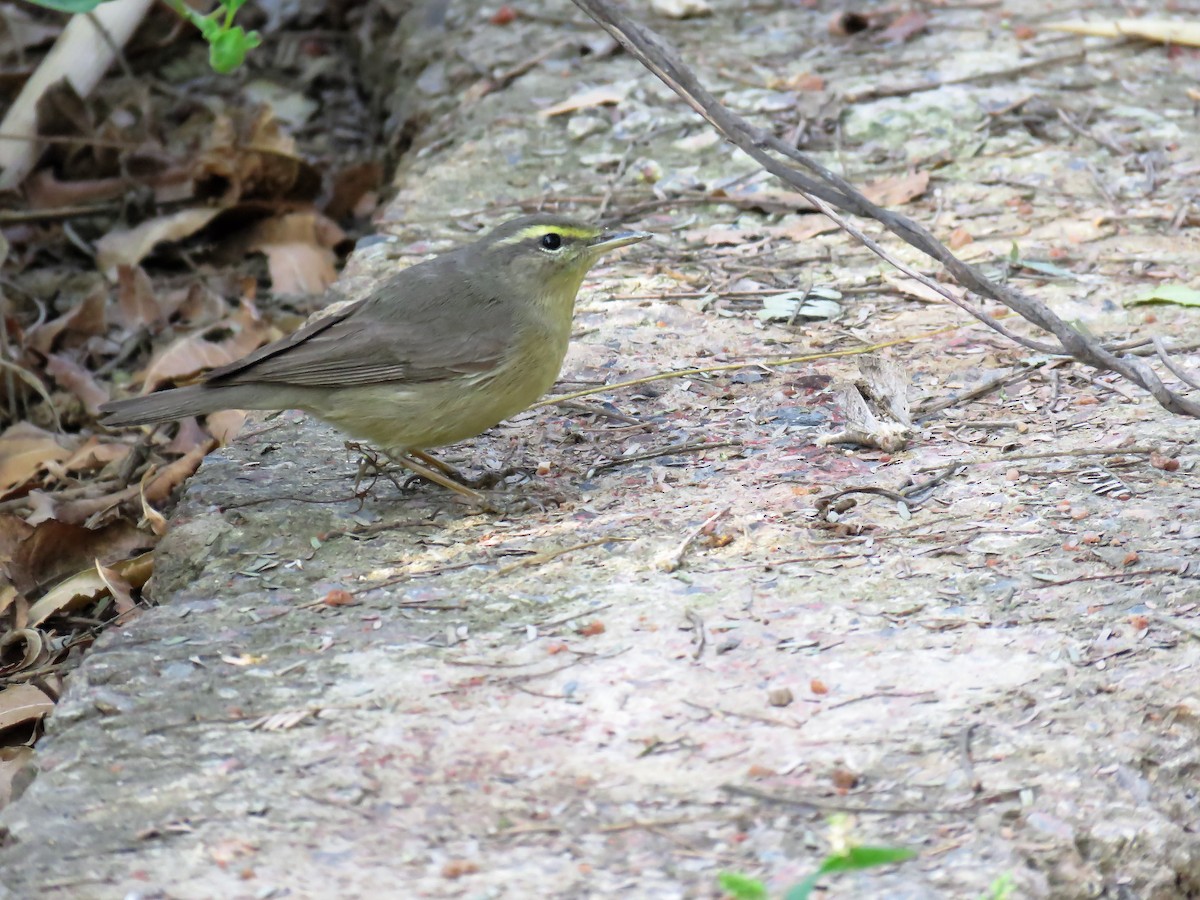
[9,518,151,596]
[245,212,344,295]
[0,422,70,497]
[949,226,974,250]
[95,560,136,614]
[0,514,34,570]
[143,439,217,505]
[21,491,58,526]
[139,332,238,394]
[192,109,320,204]
[205,409,248,446]
[95,207,221,278]
[539,83,631,118]
[0,628,46,676]
[718,186,815,213]
[39,485,132,527]
[116,264,165,329]
[26,549,153,627]
[326,161,384,220]
[163,416,211,456]
[0,683,54,731]
[171,282,227,325]
[1046,19,1200,47]
[0,584,17,618]
[44,353,110,415]
[26,283,108,354]
[58,437,130,475]
[139,299,276,393]
[862,170,930,207]
[138,470,168,537]
[773,215,838,242]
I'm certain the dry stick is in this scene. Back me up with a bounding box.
[569,0,1200,419]
[1056,107,1126,156]
[1154,338,1200,391]
[590,439,740,473]
[914,362,1043,417]
[657,506,731,573]
[493,536,632,576]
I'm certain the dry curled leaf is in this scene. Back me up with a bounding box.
[8,518,151,597]
[26,283,108,355]
[116,264,165,329]
[0,423,70,497]
[44,353,110,415]
[0,683,54,731]
[139,299,277,393]
[26,550,153,628]
[539,82,632,118]
[95,208,222,278]
[243,212,344,296]
[142,439,218,505]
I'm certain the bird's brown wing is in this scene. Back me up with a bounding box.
[206,254,513,389]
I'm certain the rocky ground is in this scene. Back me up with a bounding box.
[2,1,1200,898]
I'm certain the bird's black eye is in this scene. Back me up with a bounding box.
[540,232,562,251]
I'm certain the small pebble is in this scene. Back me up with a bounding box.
[767,687,794,707]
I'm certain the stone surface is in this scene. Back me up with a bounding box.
[4,1,1200,898]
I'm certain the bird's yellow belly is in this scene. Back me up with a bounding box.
[303,329,568,451]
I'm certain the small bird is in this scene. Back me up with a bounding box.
[99,214,651,507]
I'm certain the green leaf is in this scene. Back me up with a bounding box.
[208,26,262,73]
[1126,284,1200,308]
[1018,259,1078,280]
[718,872,768,900]
[783,872,823,900]
[22,0,112,11]
[817,845,916,874]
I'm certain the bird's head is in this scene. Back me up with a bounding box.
[477,214,651,307]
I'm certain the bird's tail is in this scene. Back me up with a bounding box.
[99,385,256,427]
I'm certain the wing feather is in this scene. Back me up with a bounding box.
[205,251,513,389]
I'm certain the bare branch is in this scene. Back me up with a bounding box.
[572,0,1200,419]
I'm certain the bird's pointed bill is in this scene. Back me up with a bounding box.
[588,229,652,254]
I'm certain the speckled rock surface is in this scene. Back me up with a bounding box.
[3,1,1200,897]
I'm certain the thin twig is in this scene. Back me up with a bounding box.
[494,536,632,576]
[569,0,1199,418]
[656,507,730,573]
[590,439,740,473]
[914,361,1045,417]
[1154,338,1200,390]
